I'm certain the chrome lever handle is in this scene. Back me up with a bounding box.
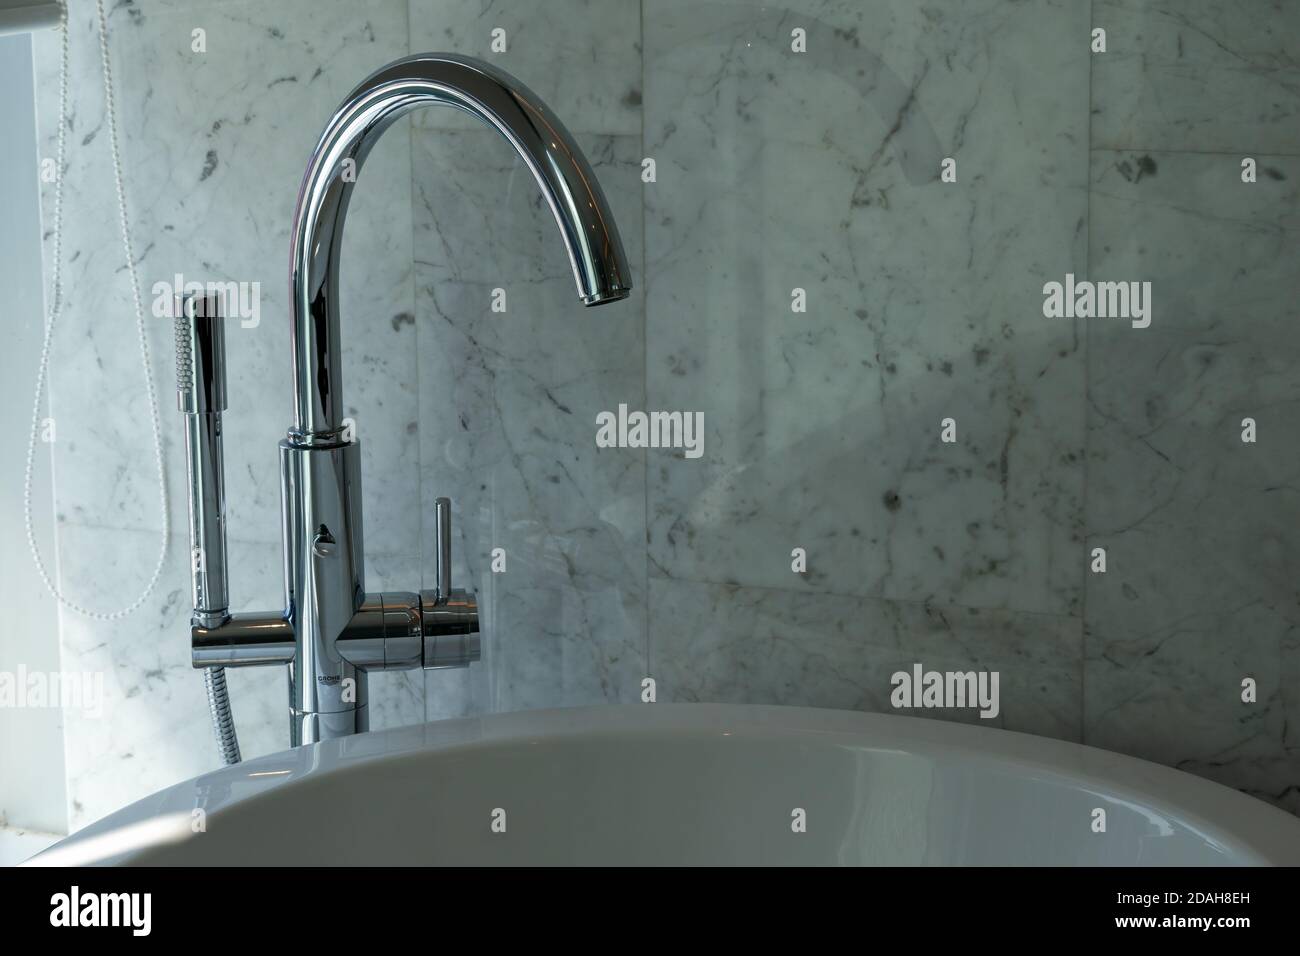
[333,588,479,672]
[435,496,452,601]
[332,497,480,672]
[421,495,479,668]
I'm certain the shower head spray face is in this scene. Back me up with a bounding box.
[174,292,227,414]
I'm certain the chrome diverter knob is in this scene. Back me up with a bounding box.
[334,497,480,671]
[420,587,480,669]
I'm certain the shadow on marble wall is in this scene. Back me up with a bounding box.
[408,0,642,136]
[644,0,1089,614]
[411,128,648,717]
[642,0,1090,733]
[639,0,1300,813]
[1084,149,1300,812]
[651,578,1083,739]
[1084,0,1300,814]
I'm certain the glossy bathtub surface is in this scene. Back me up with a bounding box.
[34,705,1300,866]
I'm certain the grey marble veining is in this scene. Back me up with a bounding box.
[651,577,1083,740]
[1092,0,1300,154]
[407,0,642,136]
[32,0,418,552]
[1084,149,1300,814]
[54,522,424,829]
[643,0,1089,616]
[52,525,271,830]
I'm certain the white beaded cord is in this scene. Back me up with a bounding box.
[23,0,170,620]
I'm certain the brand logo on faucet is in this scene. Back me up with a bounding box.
[1042,273,1151,329]
[151,273,262,329]
[596,404,704,459]
[889,663,1000,719]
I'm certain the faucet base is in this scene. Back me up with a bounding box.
[288,665,369,746]
[294,706,370,746]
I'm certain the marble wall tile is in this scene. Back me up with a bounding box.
[1084,150,1300,813]
[33,0,419,553]
[411,128,648,716]
[650,577,1083,740]
[54,523,424,829]
[643,0,1089,616]
[407,0,642,135]
[53,526,276,830]
[1092,0,1300,154]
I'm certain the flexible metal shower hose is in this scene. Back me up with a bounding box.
[202,667,242,766]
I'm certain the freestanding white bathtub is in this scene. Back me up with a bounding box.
[32,704,1300,866]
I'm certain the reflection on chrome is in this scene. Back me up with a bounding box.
[178,54,632,757]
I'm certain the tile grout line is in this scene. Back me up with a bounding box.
[639,0,652,692]
[1090,145,1300,158]
[645,568,1085,623]
[1081,0,1095,746]
[401,0,430,724]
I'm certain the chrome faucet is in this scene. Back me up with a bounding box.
[178,54,632,756]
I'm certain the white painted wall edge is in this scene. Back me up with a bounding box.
[0,31,69,835]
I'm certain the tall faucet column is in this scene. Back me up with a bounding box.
[281,438,369,744]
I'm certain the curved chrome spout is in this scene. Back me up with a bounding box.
[288,53,632,444]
